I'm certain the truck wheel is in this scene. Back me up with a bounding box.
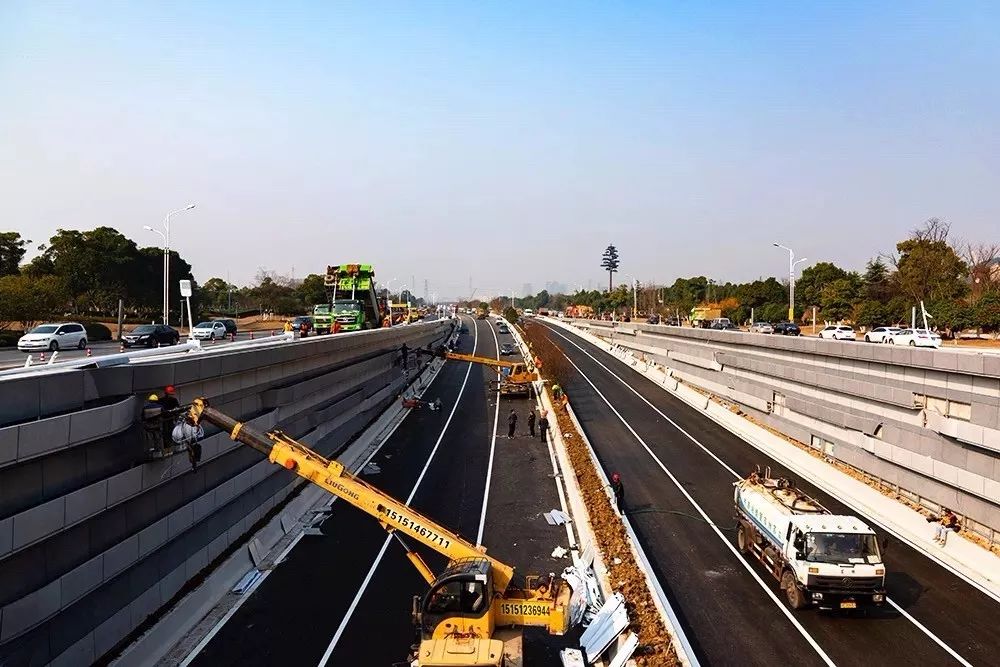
[737,524,750,553]
[781,571,807,610]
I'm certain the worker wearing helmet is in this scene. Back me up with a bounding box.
[610,472,625,513]
[141,393,165,455]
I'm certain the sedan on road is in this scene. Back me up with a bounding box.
[864,326,902,343]
[889,328,942,348]
[122,324,180,348]
[499,343,517,356]
[772,322,800,336]
[818,325,857,341]
[191,321,228,340]
[18,322,88,352]
[749,322,774,334]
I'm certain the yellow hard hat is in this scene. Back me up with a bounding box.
[147,394,159,401]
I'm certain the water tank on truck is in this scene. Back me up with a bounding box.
[734,467,886,611]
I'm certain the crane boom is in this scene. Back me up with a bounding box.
[187,398,515,593]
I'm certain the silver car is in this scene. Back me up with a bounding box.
[18,322,88,352]
[749,321,774,334]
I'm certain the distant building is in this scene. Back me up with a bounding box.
[545,281,567,294]
[522,283,534,297]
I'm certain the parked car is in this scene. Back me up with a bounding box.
[709,317,733,329]
[291,316,313,334]
[499,343,517,356]
[497,324,510,334]
[647,314,661,324]
[749,321,774,334]
[213,318,238,335]
[864,326,902,343]
[122,324,180,348]
[889,328,942,348]
[17,322,88,352]
[192,321,228,340]
[712,321,740,331]
[772,321,801,336]
[818,325,857,341]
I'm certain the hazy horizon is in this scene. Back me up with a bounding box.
[2,2,998,300]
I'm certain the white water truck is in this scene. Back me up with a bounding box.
[735,468,886,611]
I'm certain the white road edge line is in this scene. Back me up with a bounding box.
[315,316,480,667]
[548,322,978,666]
[179,333,455,667]
[476,318,502,545]
[546,327,837,667]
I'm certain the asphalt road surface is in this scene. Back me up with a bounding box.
[537,319,997,667]
[186,315,572,666]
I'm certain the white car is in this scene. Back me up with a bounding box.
[864,326,902,343]
[17,322,88,352]
[818,325,857,341]
[191,321,228,340]
[889,328,942,348]
[749,322,774,334]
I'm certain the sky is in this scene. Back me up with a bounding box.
[1,2,998,300]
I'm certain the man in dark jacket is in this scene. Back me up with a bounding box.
[611,472,625,512]
[507,410,517,439]
[538,413,549,443]
[527,411,536,437]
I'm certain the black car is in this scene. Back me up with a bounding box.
[647,315,661,324]
[498,325,510,334]
[291,316,313,334]
[773,321,801,336]
[499,343,517,356]
[213,318,238,335]
[122,324,180,348]
[711,321,740,331]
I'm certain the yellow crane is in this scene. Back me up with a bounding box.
[416,346,539,397]
[183,398,572,666]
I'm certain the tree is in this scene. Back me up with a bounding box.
[0,232,29,276]
[503,306,519,323]
[819,278,858,322]
[926,299,970,338]
[600,245,620,292]
[893,236,968,303]
[0,274,68,329]
[797,262,850,309]
[297,274,326,307]
[975,292,1000,337]
[861,258,892,303]
[853,300,886,329]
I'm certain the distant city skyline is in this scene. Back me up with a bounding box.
[2,3,998,293]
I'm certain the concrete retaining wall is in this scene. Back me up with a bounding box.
[574,320,1000,539]
[0,321,452,666]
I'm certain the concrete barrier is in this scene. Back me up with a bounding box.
[0,320,453,665]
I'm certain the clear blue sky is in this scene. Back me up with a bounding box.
[2,2,998,299]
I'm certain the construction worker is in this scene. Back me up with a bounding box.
[332,319,342,334]
[527,411,536,437]
[552,384,562,401]
[538,413,549,443]
[611,472,625,512]
[283,320,293,332]
[160,385,180,411]
[141,394,164,455]
[159,385,180,444]
[507,409,517,439]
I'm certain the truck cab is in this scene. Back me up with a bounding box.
[333,299,367,331]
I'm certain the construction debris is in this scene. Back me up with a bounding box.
[544,509,571,525]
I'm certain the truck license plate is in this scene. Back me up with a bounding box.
[840,601,857,609]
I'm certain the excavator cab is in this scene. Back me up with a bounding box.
[413,559,506,667]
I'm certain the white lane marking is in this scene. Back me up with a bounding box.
[316,317,479,667]
[476,318,502,545]
[180,330,455,666]
[888,599,973,667]
[548,335,836,666]
[548,323,980,665]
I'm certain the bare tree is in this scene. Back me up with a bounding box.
[911,217,952,243]
[961,240,1000,298]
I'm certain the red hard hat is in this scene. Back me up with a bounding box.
[611,472,621,482]
[164,385,176,395]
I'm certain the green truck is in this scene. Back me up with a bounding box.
[313,264,383,333]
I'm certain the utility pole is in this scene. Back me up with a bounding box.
[773,243,807,323]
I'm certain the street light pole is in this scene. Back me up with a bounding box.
[162,204,196,325]
[773,243,808,323]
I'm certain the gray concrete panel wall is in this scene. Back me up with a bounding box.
[0,320,451,664]
[581,321,1000,536]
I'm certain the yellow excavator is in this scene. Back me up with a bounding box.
[416,346,540,397]
[183,398,573,666]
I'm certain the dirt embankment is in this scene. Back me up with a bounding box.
[522,322,678,667]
